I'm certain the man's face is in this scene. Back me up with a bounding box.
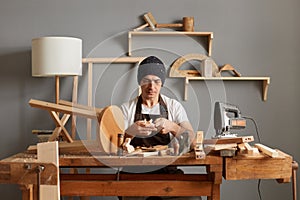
[140,75,162,100]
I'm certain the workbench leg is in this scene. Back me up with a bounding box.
[207,184,220,200]
[20,184,33,200]
[292,161,298,200]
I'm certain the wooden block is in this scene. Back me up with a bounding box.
[195,131,204,144]
[254,143,279,158]
[37,141,60,200]
[194,131,206,159]
[206,143,237,151]
[136,151,159,157]
[195,150,206,160]
[237,143,246,153]
[243,143,259,155]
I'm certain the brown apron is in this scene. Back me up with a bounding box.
[130,95,170,147]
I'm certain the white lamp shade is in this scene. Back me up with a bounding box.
[32,37,82,76]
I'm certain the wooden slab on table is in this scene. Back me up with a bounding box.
[224,150,293,181]
[205,143,237,151]
[204,136,254,145]
[27,140,102,155]
[97,105,125,155]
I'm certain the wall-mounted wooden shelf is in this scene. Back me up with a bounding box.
[128,31,213,56]
[82,57,145,64]
[184,76,270,101]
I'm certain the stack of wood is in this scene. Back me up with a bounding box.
[204,136,280,158]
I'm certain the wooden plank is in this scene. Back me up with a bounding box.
[243,143,259,155]
[204,136,254,145]
[255,143,279,158]
[59,100,103,113]
[186,77,270,81]
[29,99,98,119]
[206,143,237,151]
[58,153,222,168]
[60,173,209,182]
[60,180,213,196]
[37,141,60,200]
[129,31,213,36]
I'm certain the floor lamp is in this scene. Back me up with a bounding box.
[32,36,82,142]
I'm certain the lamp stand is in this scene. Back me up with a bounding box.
[51,75,74,143]
[55,76,60,104]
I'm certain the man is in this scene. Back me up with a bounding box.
[120,56,200,200]
[121,55,195,167]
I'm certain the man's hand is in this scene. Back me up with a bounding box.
[154,118,180,135]
[125,120,157,138]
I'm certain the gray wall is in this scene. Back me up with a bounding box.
[0,0,299,199]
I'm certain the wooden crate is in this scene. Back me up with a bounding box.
[224,150,293,182]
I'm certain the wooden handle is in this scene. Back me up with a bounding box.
[156,23,183,28]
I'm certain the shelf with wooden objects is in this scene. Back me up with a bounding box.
[169,53,270,101]
[184,76,270,101]
[128,31,213,56]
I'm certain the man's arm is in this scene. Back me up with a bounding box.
[154,118,195,148]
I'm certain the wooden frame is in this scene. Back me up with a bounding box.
[80,57,145,140]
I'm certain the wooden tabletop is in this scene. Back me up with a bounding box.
[58,152,222,168]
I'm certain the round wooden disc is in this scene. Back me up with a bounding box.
[97,105,124,154]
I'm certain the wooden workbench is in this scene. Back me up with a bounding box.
[0,143,294,200]
[0,149,223,200]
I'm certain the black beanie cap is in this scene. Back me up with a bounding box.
[137,56,166,86]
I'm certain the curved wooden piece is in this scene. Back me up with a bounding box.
[97,105,125,154]
[170,54,220,77]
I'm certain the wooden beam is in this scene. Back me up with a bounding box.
[60,180,213,197]
[29,99,98,119]
[254,143,279,158]
[59,100,103,114]
[204,136,254,145]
